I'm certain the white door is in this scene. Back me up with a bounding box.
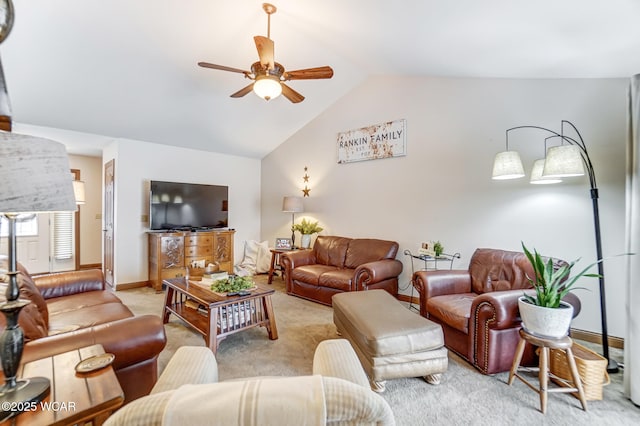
[0,214,50,274]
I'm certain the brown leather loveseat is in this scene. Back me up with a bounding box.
[280,235,402,305]
[412,248,580,375]
[0,260,167,403]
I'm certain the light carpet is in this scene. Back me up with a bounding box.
[117,275,640,426]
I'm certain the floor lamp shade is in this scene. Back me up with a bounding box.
[492,151,525,180]
[542,145,585,178]
[282,196,304,213]
[530,159,562,185]
[0,132,77,213]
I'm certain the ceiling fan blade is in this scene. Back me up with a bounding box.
[280,83,305,103]
[230,83,255,98]
[198,62,249,74]
[254,36,275,70]
[283,66,334,81]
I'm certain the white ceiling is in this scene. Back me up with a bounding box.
[2,0,640,158]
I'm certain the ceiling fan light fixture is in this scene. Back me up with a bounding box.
[253,75,282,101]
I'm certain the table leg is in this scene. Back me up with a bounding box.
[508,337,526,385]
[566,347,588,411]
[539,347,549,414]
[268,251,278,284]
[207,307,219,353]
[162,286,174,324]
[262,295,279,340]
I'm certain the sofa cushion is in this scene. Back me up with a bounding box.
[291,264,337,286]
[318,269,354,292]
[314,236,350,267]
[47,291,134,335]
[426,293,475,334]
[469,248,534,294]
[344,239,398,269]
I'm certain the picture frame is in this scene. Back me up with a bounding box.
[275,237,293,250]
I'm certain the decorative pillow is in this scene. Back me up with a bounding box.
[235,240,270,275]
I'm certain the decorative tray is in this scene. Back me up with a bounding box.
[75,353,115,373]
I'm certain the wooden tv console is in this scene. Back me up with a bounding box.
[148,229,235,292]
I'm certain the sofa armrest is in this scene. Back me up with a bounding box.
[22,314,167,370]
[471,289,531,331]
[412,270,471,318]
[313,339,369,388]
[152,346,219,394]
[280,249,316,271]
[353,259,403,291]
[32,269,105,299]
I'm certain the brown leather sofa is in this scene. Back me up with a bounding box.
[280,236,402,306]
[412,248,580,375]
[0,259,167,403]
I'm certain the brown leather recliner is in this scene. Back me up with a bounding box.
[0,259,167,403]
[412,248,580,375]
[280,236,402,305]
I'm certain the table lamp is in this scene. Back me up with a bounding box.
[0,132,76,420]
[282,196,304,248]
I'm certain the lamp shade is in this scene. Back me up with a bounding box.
[72,180,86,204]
[542,145,585,178]
[253,75,282,101]
[491,151,525,180]
[0,132,76,213]
[529,159,562,185]
[282,196,304,213]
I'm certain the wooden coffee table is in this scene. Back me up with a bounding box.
[163,278,278,353]
[0,344,124,426]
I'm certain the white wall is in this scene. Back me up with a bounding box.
[104,139,261,288]
[261,76,629,338]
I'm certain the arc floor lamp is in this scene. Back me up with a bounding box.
[492,119,618,373]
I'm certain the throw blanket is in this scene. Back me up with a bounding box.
[163,375,326,425]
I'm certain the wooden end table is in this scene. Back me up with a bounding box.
[268,248,297,284]
[0,344,124,426]
[163,278,278,353]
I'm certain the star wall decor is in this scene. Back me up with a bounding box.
[302,166,310,197]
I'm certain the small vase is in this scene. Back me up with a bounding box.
[518,296,574,338]
[301,234,312,249]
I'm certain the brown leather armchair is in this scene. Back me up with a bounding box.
[412,248,580,374]
[280,236,402,305]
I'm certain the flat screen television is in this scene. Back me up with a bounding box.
[149,180,228,230]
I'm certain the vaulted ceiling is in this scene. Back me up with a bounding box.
[2,1,640,158]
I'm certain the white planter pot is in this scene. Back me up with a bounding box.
[300,234,312,249]
[518,296,574,338]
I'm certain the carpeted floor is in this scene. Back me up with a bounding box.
[117,275,640,426]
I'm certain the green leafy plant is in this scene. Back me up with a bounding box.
[292,218,323,235]
[211,275,254,293]
[521,242,601,308]
[433,241,444,257]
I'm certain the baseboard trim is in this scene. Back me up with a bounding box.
[116,281,149,291]
[78,263,102,270]
[397,294,420,306]
[570,328,624,349]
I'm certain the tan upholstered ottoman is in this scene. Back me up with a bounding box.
[332,289,448,392]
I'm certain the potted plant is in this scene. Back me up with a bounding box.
[292,218,323,249]
[519,242,601,338]
[433,241,444,257]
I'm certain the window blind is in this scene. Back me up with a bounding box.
[53,212,73,260]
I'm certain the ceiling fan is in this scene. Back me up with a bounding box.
[198,3,334,103]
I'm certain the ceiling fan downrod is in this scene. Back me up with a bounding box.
[263,3,276,39]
